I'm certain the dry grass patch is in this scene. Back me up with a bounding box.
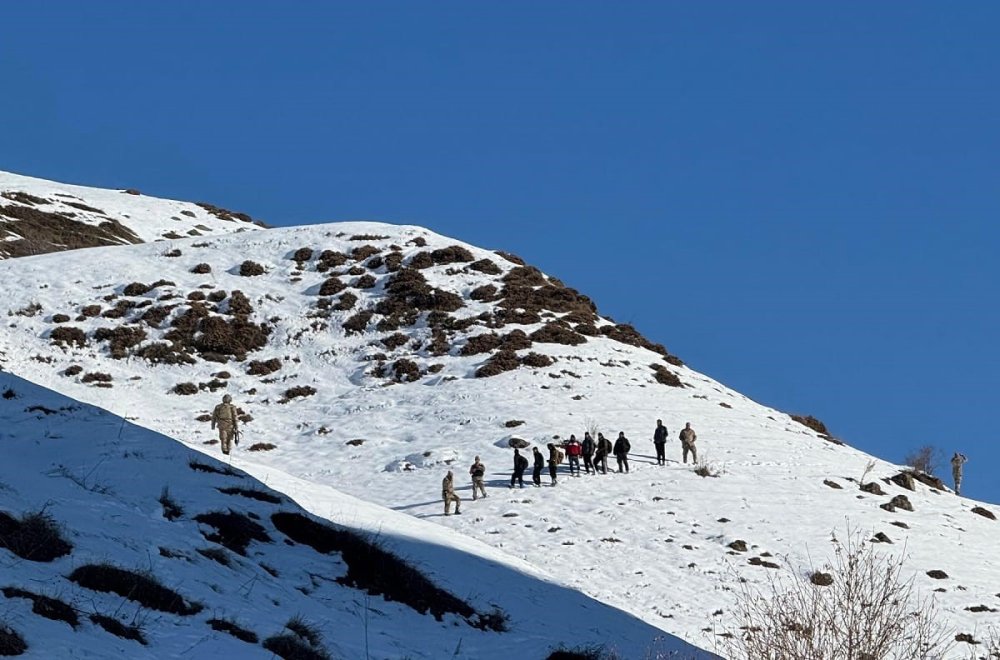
[0,510,73,562]
[70,564,203,615]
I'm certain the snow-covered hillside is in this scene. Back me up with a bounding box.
[0,170,263,258]
[0,372,698,659]
[1,181,999,657]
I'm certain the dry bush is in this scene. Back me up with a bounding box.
[172,382,199,395]
[475,350,520,378]
[461,333,502,356]
[343,310,373,335]
[903,445,940,476]
[408,251,434,269]
[502,265,547,287]
[384,251,403,272]
[141,306,172,327]
[0,203,141,258]
[190,263,212,274]
[247,443,276,452]
[283,385,317,400]
[70,564,203,615]
[791,414,831,436]
[354,273,377,289]
[0,510,73,562]
[381,333,410,350]
[470,284,499,301]
[431,245,474,264]
[80,304,102,317]
[352,244,381,261]
[350,233,389,241]
[246,358,281,376]
[521,352,554,368]
[207,289,226,302]
[136,342,195,365]
[50,326,87,347]
[495,250,525,265]
[51,313,70,323]
[93,325,147,359]
[193,510,271,555]
[469,258,502,275]
[187,290,206,301]
[721,530,952,660]
[650,363,683,387]
[318,276,346,296]
[227,290,254,316]
[531,323,587,346]
[390,359,421,382]
[333,292,358,311]
[317,249,349,272]
[123,282,152,297]
[599,323,681,363]
[291,247,314,262]
[501,329,532,351]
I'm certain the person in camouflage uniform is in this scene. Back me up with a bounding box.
[211,394,239,455]
[951,452,967,496]
[679,422,697,464]
[442,470,462,515]
[469,456,487,500]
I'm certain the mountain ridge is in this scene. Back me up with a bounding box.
[1,173,998,657]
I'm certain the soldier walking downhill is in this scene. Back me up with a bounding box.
[532,446,544,487]
[951,452,968,496]
[469,456,487,500]
[211,394,239,456]
[442,470,462,515]
[679,422,697,464]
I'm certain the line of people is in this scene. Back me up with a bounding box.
[441,420,700,514]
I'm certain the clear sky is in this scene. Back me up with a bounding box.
[3,3,998,501]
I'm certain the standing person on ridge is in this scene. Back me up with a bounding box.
[547,443,560,485]
[510,448,528,488]
[595,432,612,474]
[469,456,487,500]
[653,419,668,466]
[532,446,545,487]
[566,435,582,477]
[581,431,596,475]
[679,422,697,464]
[613,431,631,474]
[442,470,461,515]
[951,452,968,495]
[211,394,239,456]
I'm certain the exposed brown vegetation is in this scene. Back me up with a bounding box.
[469,258,502,275]
[470,284,499,301]
[70,564,203,615]
[352,244,381,261]
[531,323,587,346]
[431,245,474,264]
[0,510,73,562]
[495,250,526,265]
[354,274,376,289]
[190,263,212,274]
[316,250,348,272]
[50,326,87,347]
[521,352,554,368]
[318,277,346,296]
[0,203,141,258]
[94,325,147,359]
[650,363,683,387]
[475,350,520,378]
[291,247,314,262]
[343,310,373,335]
[247,358,282,376]
[333,292,358,311]
[791,414,831,436]
[239,260,265,276]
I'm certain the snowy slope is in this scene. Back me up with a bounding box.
[0,372,699,659]
[0,207,999,656]
[0,170,263,258]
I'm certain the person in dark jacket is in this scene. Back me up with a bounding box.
[547,443,559,485]
[613,431,631,474]
[653,419,668,466]
[594,433,612,474]
[469,456,487,500]
[532,447,544,487]
[581,432,596,475]
[510,448,528,488]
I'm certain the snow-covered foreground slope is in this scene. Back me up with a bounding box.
[1,218,999,656]
[0,372,700,659]
[0,169,263,258]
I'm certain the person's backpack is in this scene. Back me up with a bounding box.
[556,448,565,465]
[516,455,529,471]
[623,438,631,453]
[472,465,484,478]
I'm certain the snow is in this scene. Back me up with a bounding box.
[0,174,998,657]
[0,372,698,658]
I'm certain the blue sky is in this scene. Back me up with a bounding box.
[3,3,998,500]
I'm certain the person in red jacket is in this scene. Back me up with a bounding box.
[565,435,582,477]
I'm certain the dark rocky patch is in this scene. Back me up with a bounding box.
[70,564,202,614]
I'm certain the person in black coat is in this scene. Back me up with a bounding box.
[653,419,668,466]
[594,433,612,474]
[581,432,596,475]
[532,447,544,487]
[510,448,528,488]
[547,443,559,485]
[613,431,631,474]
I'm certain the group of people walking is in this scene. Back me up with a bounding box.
[440,419,700,515]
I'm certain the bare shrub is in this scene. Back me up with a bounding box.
[475,350,520,378]
[50,326,87,347]
[247,358,282,376]
[208,618,258,644]
[791,414,831,436]
[431,245,474,264]
[158,487,184,521]
[333,292,358,311]
[94,325,147,359]
[282,385,317,400]
[70,564,203,615]
[247,443,276,452]
[343,310,373,335]
[81,372,112,384]
[381,333,409,350]
[172,382,198,395]
[123,282,151,297]
[531,323,587,346]
[193,510,271,555]
[190,263,212,274]
[390,359,421,382]
[469,258,502,275]
[318,276,346,296]
[650,363,682,387]
[461,333,501,356]
[227,290,254,315]
[408,251,434,269]
[316,250,348,271]
[470,284,499,301]
[721,530,952,660]
[495,250,525,265]
[291,247,314,262]
[903,445,940,476]
[51,313,70,323]
[521,352,554,368]
[0,510,73,562]
[354,274,376,289]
